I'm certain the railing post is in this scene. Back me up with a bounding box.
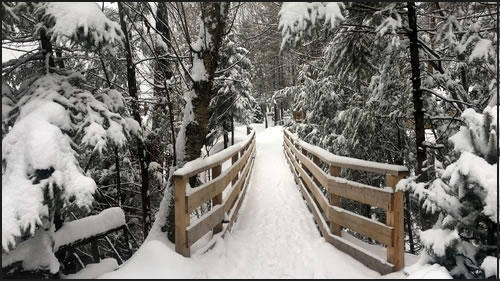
[385,174,404,271]
[301,147,308,171]
[232,153,239,186]
[328,165,342,236]
[312,155,321,187]
[174,176,190,257]
[212,165,223,234]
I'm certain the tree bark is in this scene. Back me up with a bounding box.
[39,27,55,72]
[118,3,151,239]
[177,3,230,168]
[231,114,235,145]
[407,2,427,183]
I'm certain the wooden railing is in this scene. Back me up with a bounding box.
[283,129,408,274]
[173,129,256,257]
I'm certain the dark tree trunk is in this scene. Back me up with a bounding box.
[407,2,427,183]
[231,114,235,145]
[155,1,177,167]
[118,3,151,239]
[39,27,55,72]
[223,131,229,149]
[263,105,268,128]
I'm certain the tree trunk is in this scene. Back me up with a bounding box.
[263,105,268,128]
[177,3,230,168]
[231,114,234,145]
[159,2,229,243]
[155,1,177,166]
[407,2,427,183]
[118,3,151,239]
[223,131,228,149]
[39,27,55,72]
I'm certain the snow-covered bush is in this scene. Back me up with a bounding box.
[2,72,139,273]
[37,2,122,50]
[398,105,498,278]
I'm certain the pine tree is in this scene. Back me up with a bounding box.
[399,105,498,278]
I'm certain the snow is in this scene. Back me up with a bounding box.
[419,229,459,257]
[54,207,126,251]
[468,39,493,62]
[100,125,405,278]
[279,2,344,49]
[41,2,122,47]
[191,58,208,81]
[174,130,255,178]
[481,256,498,278]
[62,258,118,279]
[406,263,452,279]
[2,228,60,274]
[296,137,408,173]
[2,100,96,252]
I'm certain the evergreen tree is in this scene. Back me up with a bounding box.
[399,105,498,278]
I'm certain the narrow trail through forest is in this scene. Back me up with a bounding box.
[196,125,380,278]
[102,125,382,278]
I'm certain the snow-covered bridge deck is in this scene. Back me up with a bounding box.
[101,125,414,279]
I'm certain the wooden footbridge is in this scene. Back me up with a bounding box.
[172,127,409,275]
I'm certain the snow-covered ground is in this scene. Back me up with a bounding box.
[100,124,424,279]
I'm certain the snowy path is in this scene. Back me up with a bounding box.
[100,125,381,279]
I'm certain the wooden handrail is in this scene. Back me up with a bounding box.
[174,130,256,179]
[284,130,408,177]
[283,129,407,274]
[174,129,256,257]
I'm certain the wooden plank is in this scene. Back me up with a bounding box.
[311,155,322,187]
[286,129,408,177]
[232,153,239,185]
[212,165,223,234]
[174,176,190,257]
[186,205,225,247]
[186,145,252,213]
[227,146,256,232]
[292,152,329,214]
[386,175,405,271]
[224,144,255,213]
[329,179,393,210]
[328,206,393,246]
[289,142,330,187]
[329,166,342,236]
[175,131,255,179]
[324,233,394,275]
[295,167,329,236]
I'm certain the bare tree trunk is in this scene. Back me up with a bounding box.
[155,2,177,166]
[407,2,427,183]
[118,3,151,239]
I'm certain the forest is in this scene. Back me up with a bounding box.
[1,2,498,279]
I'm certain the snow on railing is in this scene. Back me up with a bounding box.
[54,207,126,251]
[174,128,256,257]
[283,129,408,275]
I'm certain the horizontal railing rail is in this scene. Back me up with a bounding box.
[283,129,408,274]
[174,129,256,257]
